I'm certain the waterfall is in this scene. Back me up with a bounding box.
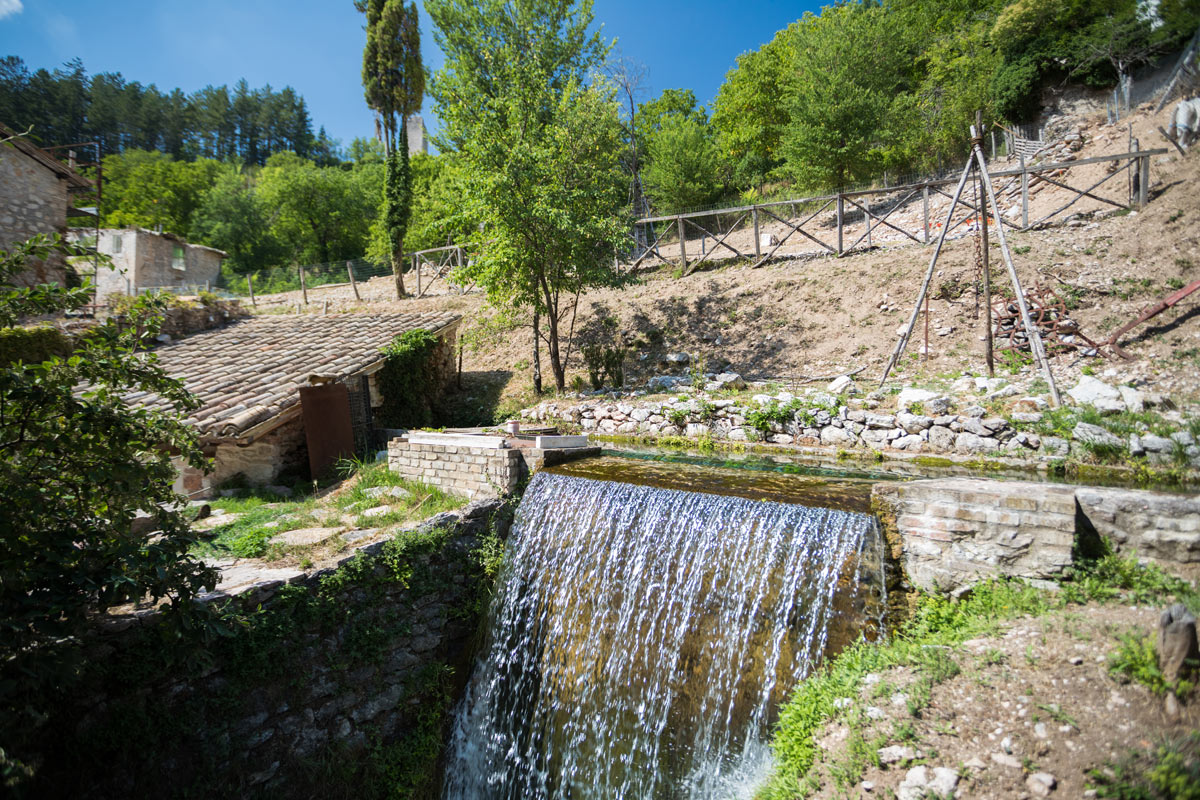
[444,470,886,800]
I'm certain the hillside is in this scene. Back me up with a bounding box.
[247,100,1200,425]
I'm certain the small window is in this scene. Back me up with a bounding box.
[171,244,186,271]
[111,234,122,254]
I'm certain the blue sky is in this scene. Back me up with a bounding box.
[0,0,816,151]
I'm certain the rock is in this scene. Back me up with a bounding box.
[991,752,1023,768]
[1158,604,1199,684]
[662,352,690,366]
[865,413,896,429]
[865,706,886,720]
[1172,431,1197,447]
[1034,722,1049,738]
[1129,434,1145,457]
[964,405,986,418]
[897,387,940,410]
[1011,411,1043,424]
[363,485,411,500]
[265,485,293,497]
[975,376,1009,393]
[820,426,852,445]
[270,527,341,546]
[928,767,960,797]
[827,374,855,394]
[896,412,934,433]
[894,434,925,451]
[709,372,746,391]
[1141,434,1174,453]
[927,426,956,450]
[861,780,875,792]
[1118,385,1145,413]
[1072,422,1124,450]
[1165,691,1182,720]
[1067,376,1121,408]
[964,756,987,771]
[1041,436,1069,456]
[1027,772,1057,796]
[962,417,992,437]
[956,432,999,454]
[896,766,929,800]
[646,375,690,392]
[360,505,394,519]
[341,529,378,544]
[685,422,708,438]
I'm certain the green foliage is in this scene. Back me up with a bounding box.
[0,324,71,366]
[376,328,441,428]
[1107,630,1180,696]
[641,111,725,213]
[0,234,218,768]
[1090,732,1200,799]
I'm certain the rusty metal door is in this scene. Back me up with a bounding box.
[300,382,356,479]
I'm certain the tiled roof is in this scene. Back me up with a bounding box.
[0,122,93,189]
[131,312,460,439]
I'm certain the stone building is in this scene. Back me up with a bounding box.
[407,115,428,156]
[0,122,92,286]
[124,311,461,499]
[85,227,227,304]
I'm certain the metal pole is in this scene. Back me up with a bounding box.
[1138,146,1149,208]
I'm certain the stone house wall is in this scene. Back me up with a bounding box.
[175,416,308,499]
[388,438,526,499]
[92,228,224,303]
[0,143,69,286]
[5,501,507,798]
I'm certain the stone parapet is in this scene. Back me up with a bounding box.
[1076,487,1200,577]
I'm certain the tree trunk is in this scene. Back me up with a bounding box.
[545,303,565,392]
[532,306,543,395]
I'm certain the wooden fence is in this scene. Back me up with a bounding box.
[630,147,1166,277]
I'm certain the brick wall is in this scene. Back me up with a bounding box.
[0,145,69,286]
[388,438,526,499]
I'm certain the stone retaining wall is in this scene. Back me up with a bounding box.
[6,500,507,798]
[875,479,1200,591]
[388,437,525,498]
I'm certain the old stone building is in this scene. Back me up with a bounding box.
[123,311,461,499]
[86,227,227,303]
[0,122,92,285]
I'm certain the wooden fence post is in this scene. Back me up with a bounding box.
[1138,148,1149,208]
[922,184,930,244]
[836,194,844,255]
[416,254,422,297]
[299,265,308,305]
[347,261,360,301]
[676,217,688,274]
[1020,153,1029,229]
[752,207,761,260]
[247,274,256,307]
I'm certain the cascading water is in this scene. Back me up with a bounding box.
[444,469,886,800]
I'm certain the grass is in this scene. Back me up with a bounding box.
[757,556,1200,799]
[1089,732,1200,799]
[194,460,466,560]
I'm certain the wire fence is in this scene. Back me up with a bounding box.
[221,257,394,297]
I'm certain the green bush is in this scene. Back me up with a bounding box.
[0,325,71,366]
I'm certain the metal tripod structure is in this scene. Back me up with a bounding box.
[880,122,1063,408]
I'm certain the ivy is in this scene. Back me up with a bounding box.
[376,328,440,428]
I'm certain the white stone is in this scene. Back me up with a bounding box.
[1118,385,1145,413]
[827,374,854,394]
[1067,376,1121,407]
[269,527,340,546]
[896,387,939,410]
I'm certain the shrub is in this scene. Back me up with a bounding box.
[376,328,441,428]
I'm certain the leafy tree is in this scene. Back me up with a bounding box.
[100,150,227,238]
[190,169,286,273]
[711,32,794,190]
[0,234,217,734]
[257,152,380,266]
[641,115,725,213]
[428,0,628,392]
[358,0,425,298]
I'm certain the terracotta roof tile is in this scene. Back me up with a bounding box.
[131,312,459,439]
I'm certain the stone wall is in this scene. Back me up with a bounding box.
[1076,487,1200,578]
[0,144,69,286]
[92,228,224,302]
[875,478,1200,591]
[388,437,526,499]
[5,500,507,798]
[175,416,308,499]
